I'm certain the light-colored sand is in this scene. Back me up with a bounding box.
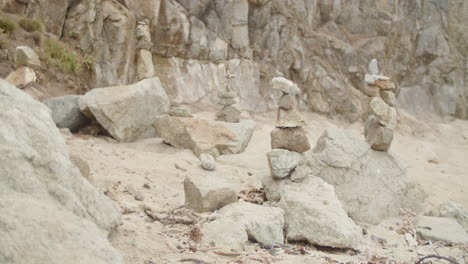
[65,110,468,264]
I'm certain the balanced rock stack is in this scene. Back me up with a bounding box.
[270,77,310,153]
[168,95,192,118]
[136,20,155,81]
[215,66,241,123]
[363,59,397,151]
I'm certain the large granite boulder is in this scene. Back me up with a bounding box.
[79,77,170,142]
[304,128,426,224]
[0,79,122,264]
[154,115,255,157]
[277,177,363,250]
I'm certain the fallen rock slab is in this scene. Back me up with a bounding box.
[0,79,122,264]
[79,77,170,142]
[277,177,363,250]
[203,202,285,251]
[154,115,255,157]
[415,216,468,244]
[44,95,91,132]
[305,128,425,224]
[184,174,237,212]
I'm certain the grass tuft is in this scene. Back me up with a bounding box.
[0,18,16,35]
[18,18,42,32]
[41,38,94,73]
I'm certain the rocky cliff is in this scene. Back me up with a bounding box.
[4,0,467,120]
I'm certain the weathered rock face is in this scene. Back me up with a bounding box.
[44,95,91,132]
[154,115,255,157]
[11,0,468,120]
[0,79,122,263]
[305,128,426,224]
[63,0,137,87]
[79,78,170,142]
[202,202,285,251]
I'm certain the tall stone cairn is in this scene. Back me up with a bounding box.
[270,77,310,153]
[136,20,155,81]
[363,59,397,151]
[215,65,241,123]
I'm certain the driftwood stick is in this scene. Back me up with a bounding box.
[145,209,196,224]
[178,258,210,264]
[213,251,245,257]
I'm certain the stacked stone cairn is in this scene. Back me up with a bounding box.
[270,77,311,153]
[364,59,397,151]
[168,95,192,117]
[215,65,241,123]
[136,20,155,81]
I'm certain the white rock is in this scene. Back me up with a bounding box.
[0,79,122,264]
[368,59,379,75]
[364,73,378,85]
[278,177,363,249]
[271,77,300,95]
[415,216,468,244]
[267,149,302,179]
[184,174,237,212]
[203,202,285,251]
[199,153,216,171]
[6,66,37,88]
[15,46,40,68]
[79,77,170,142]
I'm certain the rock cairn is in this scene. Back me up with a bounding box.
[168,95,192,117]
[364,59,397,151]
[270,77,310,153]
[215,65,241,123]
[136,20,154,81]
